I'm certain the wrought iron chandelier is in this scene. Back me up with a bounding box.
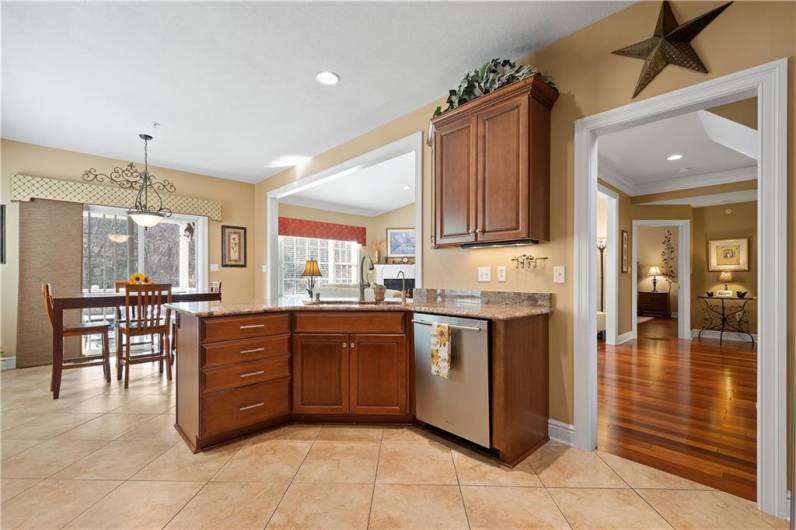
[82,133,176,227]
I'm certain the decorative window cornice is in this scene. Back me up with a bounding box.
[10,174,223,221]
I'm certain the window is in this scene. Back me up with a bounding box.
[278,236,359,297]
[81,205,207,354]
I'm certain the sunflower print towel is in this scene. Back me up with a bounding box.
[430,322,451,379]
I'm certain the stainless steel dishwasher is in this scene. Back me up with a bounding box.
[413,313,490,448]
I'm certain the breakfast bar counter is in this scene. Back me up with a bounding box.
[169,289,551,466]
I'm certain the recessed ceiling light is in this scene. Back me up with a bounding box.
[268,155,310,168]
[678,167,691,173]
[403,185,410,191]
[315,71,340,85]
[666,153,683,161]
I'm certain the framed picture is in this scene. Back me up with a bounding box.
[708,237,749,271]
[621,229,629,273]
[386,228,415,258]
[221,225,247,267]
[0,204,5,265]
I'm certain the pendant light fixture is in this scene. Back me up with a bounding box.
[82,133,175,227]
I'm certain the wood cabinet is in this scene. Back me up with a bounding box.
[638,291,670,318]
[292,334,349,414]
[431,76,557,247]
[349,334,407,415]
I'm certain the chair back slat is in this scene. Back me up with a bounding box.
[123,283,172,331]
[42,283,55,328]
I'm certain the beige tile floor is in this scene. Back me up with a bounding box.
[0,363,789,530]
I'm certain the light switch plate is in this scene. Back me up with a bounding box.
[553,265,565,284]
[477,266,491,282]
[210,263,220,272]
[497,266,507,282]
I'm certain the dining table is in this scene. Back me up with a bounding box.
[50,290,221,398]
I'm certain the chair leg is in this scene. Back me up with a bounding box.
[158,334,164,373]
[164,333,172,381]
[102,330,111,383]
[116,332,123,381]
[124,334,131,389]
[51,353,62,399]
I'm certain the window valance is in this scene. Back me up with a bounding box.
[279,216,366,246]
[10,174,223,221]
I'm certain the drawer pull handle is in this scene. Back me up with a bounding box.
[240,347,265,354]
[239,402,264,411]
[341,342,347,348]
[240,324,265,329]
[240,370,265,378]
[350,343,356,348]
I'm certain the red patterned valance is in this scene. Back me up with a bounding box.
[279,217,366,246]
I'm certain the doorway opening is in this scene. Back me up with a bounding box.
[574,59,787,517]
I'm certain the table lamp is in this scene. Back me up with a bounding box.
[648,265,662,292]
[719,271,733,290]
[302,258,322,298]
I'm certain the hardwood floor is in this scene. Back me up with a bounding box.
[598,318,757,501]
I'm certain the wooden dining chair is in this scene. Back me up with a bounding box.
[42,284,111,398]
[117,283,173,388]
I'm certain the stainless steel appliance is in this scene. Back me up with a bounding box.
[413,313,490,448]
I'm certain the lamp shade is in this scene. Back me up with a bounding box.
[719,271,733,282]
[647,265,662,277]
[302,259,322,278]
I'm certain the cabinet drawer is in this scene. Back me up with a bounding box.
[293,312,404,334]
[203,355,290,394]
[202,313,289,343]
[203,335,289,368]
[202,378,289,437]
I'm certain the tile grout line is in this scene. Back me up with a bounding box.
[449,447,472,530]
[261,427,321,529]
[542,485,575,530]
[58,476,128,529]
[595,450,677,529]
[365,428,385,529]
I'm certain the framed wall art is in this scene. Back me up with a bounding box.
[386,227,416,258]
[621,229,629,273]
[221,225,247,267]
[708,237,749,272]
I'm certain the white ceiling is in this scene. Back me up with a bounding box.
[2,2,630,183]
[281,151,414,217]
[599,110,757,196]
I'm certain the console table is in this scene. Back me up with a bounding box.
[638,291,670,318]
[697,296,756,345]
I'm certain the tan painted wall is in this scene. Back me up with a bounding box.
[632,179,757,205]
[692,201,758,333]
[637,225,679,315]
[371,203,415,262]
[706,97,758,129]
[0,140,256,357]
[253,1,795,426]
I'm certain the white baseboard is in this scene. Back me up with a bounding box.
[548,419,574,445]
[0,357,16,370]
[616,331,634,345]
[690,329,757,343]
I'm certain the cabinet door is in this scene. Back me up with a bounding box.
[292,334,349,414]
[434,116,477,246]
[476,94,529,242]
[349,334,407,415]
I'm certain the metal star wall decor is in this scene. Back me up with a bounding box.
[613,1,733,98]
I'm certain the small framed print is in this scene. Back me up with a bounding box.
[621,229,629,273]
[386,228,416,258]
[221,225,247,267]
[708,237,749,271]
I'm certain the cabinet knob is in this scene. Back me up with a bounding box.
[475,228,482,234]
[342,342,347,348]
[350,342,356,348]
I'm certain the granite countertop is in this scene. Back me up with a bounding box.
[167,290,551,321]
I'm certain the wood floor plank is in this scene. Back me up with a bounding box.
[598,318,756,501]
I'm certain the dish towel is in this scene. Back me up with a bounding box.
[430,322,451,379]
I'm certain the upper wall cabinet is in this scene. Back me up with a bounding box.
[431,76,558,247]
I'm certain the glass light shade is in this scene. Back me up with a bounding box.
[596,238,607,250]
[647,265,662,276]
[719,271,733,282]
[302,259,322,278]
[108,233,131,244]
[128,210,163,228]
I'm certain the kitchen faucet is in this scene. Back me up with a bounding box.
[397,270,407,303]
[359,255,374,302]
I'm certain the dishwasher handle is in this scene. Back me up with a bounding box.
[411,319,482,332]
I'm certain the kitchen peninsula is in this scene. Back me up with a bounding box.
[169,289,550,466]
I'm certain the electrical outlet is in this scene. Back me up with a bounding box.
[477,266,491,282]
[210,263,220,272]
[497,266,507,282]
[553,265,565,284]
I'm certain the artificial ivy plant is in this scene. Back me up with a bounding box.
[433,58,556,118]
